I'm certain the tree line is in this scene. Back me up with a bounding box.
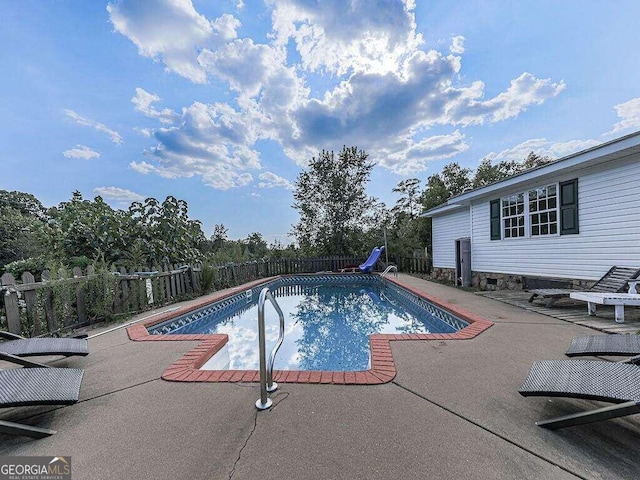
[0,190,279,278]
[0,149,551,278]
[290,146,553,260]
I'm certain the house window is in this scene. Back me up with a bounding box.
[529,185,557,236]
[501,193,525,238]
[491,180,576,240]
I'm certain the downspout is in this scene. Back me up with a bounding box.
[469,202,474,278]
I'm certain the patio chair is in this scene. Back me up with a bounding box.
[519,356,640,429]
[527,266,640,307]
[0,331,89,358]
[566,334,640,358]
[568,292,640,323]
[0,353,84,438]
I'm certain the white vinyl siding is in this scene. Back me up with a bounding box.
[470,155,640,280]
[432,208,470,268]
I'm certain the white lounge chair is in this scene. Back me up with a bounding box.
[527,266,640,307]
[569,292,640,323]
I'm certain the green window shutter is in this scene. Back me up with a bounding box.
[559,179,579,235]
[490,199,501,240]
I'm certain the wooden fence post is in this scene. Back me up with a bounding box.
[73,267,87,325]
[41,270,56,334]
[118,266,128,313]
[56,267,72,328]
[152,265,163,304]
[162,265,171,301]
[191,264,199,294]
[168,265,177,298]
[1,273,22,334]
[21,272,40,336]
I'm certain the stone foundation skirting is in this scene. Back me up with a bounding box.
[430,267,594,291]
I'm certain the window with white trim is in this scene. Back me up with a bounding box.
[493,183,565,239]
[529,185,557,236]
[501,193,525,238]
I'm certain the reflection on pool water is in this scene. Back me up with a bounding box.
[148,276,468,371]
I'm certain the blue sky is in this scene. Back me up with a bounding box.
[2,1,639,244]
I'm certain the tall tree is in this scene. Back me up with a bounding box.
[0,190,48,269]
[128,196,205,265]
[420,173,450,210]
[245,232,268,259]
[441,163,472,196]
[48,191,131,264]
[291,146,376,256]
[472,158,518,189]
[521,151,554,170]
[211,224,228,251]
[392,178,421,218]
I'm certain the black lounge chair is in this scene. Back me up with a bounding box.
[519,356,640,429]
[0,331,88,358]
[0,353,84,438]
[527,266,640,307]
[566,334,640,358]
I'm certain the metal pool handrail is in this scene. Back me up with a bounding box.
[255,286,285,410]
[381,265,398,278]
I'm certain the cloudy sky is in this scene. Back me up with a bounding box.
[2,1,639,243]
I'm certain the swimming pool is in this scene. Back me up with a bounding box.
[148,274,469,371]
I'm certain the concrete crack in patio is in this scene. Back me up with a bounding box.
[77,377,161,404]
[227,390,290,480]
[2,377,162,427]
[392,380,589,480]
[228,410,258,480]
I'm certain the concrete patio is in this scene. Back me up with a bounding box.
[2,274,640,480]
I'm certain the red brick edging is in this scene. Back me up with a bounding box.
[127,276,493,385]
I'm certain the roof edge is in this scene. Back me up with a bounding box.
[420,130,640,216]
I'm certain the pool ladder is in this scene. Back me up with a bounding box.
[256,287,285,410]
[381,265,398,278]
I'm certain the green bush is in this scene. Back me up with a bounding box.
[3,256,48,280]
[199,264,218,294]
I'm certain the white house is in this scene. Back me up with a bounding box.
[421,131,640,290]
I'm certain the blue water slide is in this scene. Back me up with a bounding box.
[358,246,384,273]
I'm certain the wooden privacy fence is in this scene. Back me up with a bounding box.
[0,265,199,337]
[392,256,431,275]
[212,256,365,287]
[0,255,430,337]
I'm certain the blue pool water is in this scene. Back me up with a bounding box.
[149,275,468,371]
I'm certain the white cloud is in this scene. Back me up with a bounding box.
[278,56,564,172]
[450,35,465,54]
[269,0,422,75]
[130,101,260,189]
[93,186,145,203]
[380,131,469,175]
[120,1,567,181]
[107,0,240,83]
[480,73,566,122]
[607,97,640,135]
[64,109,123,144]
[134,127,153,138]
[63,145,100,160]
[258,172,293,189]
[483,137,600,164]
[131,88,179,124]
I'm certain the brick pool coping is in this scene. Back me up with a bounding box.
[127,275,493,385]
